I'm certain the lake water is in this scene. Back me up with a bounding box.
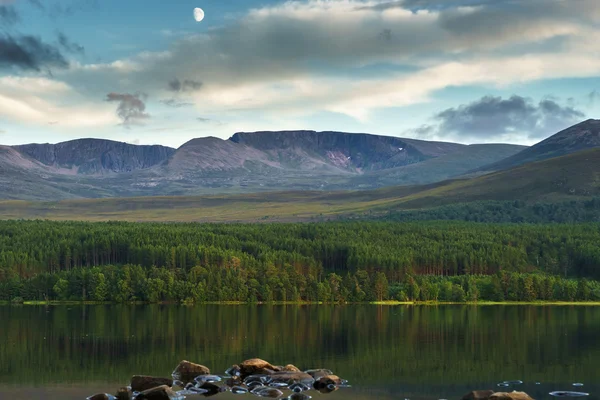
[0,305,598,400]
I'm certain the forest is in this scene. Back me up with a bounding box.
[1,220,600,303]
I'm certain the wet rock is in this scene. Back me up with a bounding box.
[131,376,173,392]
[87,394,111,400]
[304,369,333,380]
[283,364,301,372]
[135,385,178,400]
[288,394,312,400]
[269,371,315,386]
[115,387,131,400]
[172,360,210,383]
[289,383,311,393]
[252,387,284,398]
[313,375,341,394]
[225,365,241,377]
[463,390,496,400]
[490,391,535,400]
[224,377,241,387]
[239,358,280,377]
[197,381,225,397]
[231,386,249,394]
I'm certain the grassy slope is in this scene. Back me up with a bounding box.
[1,148,598,222]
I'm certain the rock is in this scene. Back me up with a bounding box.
[87,394,111,400]
[135,385,178,400]
[252,387,284,398]
[197,382,225,397]
[304,369,334,380]
[225,365,241,377]
[288,394,312,400]
[231,386,249,394]
[172,360,210,382]
[314,375,342,387]
[463,390,496,400]
[490,392,535,400]
[130,376,173,392]
[115,387,131,400]
[239,358,279,377]
[283,364,301,372]
[269,371,315,386]
[224,377,241,387]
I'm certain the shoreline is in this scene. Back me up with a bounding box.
[2,300,600,306]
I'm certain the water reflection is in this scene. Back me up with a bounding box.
[0,305,599,400]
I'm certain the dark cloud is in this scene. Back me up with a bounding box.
[413,95,585,142]
[105,92,150,126]
[0,5,18,25]
[0,34,68,71]
[57,32,84,54]
[159,99,194,108]
[168,78,203,93]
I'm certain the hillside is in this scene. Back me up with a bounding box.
[1,148,598,222]
[478,119,600,172]
[0,130,527,200]
[14,139,175,175]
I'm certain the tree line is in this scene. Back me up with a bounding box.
[0,220,599,302]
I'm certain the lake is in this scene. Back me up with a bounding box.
[0,305,598,400]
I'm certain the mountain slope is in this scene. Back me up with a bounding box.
[229,130,465,172]
[14,139,175,175]
[2,148,598,222]
[397,147,600,209]
[478,119,600,172]
[354,143,527,188]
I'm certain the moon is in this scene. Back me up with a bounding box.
[193,7,205,22]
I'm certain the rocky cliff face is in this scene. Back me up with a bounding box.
[14,139,175,174]
[229,130,465,171]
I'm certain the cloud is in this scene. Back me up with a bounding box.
[57,32,84,54]
[587,90,599,106]
[412,95,585,142]
[0,34,69,71]
[168,78,203,93]
[159,99,194,108]
[105,92,150,126]
[0,5,18,25]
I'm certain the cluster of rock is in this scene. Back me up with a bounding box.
[87,358,349,400]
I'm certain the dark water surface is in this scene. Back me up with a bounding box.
[0,305,599,400]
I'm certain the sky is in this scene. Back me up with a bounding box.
[0,0,599,148]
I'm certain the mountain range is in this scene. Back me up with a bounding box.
[0,119,598,206]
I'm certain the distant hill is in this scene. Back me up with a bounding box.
[14,139,175,175]
[2,148,599,222]
[0,130,529,200]
[478,119,600,173]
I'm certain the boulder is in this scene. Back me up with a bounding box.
[87,394,110,400]
[283,364,301,372]
[304,369,334,380]
[172,360,210,382]
[130,376,173,392]
[135,385,178,400]
[269,371,315,385]
[239,358,280,377]
[463,390,495,400]
[490,392,535,400]
[115,387,131,400]
[314,375,342,387]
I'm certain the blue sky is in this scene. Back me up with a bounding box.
[1,0,599,147]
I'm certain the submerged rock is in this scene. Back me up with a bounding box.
[135,385,179,400]
[287,394,312,400]
[490,391,535,400]
[463,390,496,400]
[252,387,284,398]
[130,376,173,392]
[197,381,225,397]
[172,360,210,383]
